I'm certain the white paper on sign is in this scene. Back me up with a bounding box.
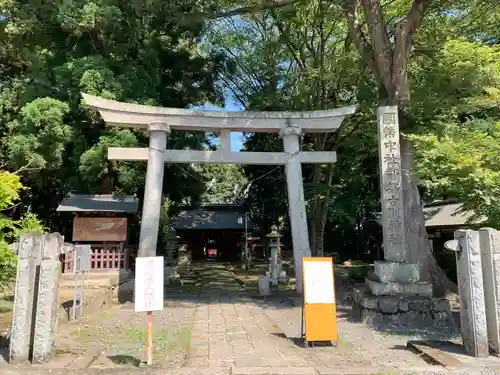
[135,256,164,312]
[304,261,335,304]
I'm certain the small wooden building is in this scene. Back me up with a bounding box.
[56,194,139,272]
[424,201,487,252]
[173,203,252,261]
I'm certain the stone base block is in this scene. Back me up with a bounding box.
[353,290,456,334]
[374,261,420,283]
[366,278,433,297]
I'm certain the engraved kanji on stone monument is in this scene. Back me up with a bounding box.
[377,106,407,262]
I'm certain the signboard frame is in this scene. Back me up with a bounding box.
[301,257,338,348]
[72,244,91,320]
[73,217,127,242]
[134,256,165,313]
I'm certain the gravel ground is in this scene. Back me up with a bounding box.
[55,284,197,369]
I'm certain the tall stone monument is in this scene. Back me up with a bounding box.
[354,107,450,329]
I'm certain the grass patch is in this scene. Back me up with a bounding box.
[108,354,141,367]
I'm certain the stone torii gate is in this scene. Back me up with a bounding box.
[82,93,357,291]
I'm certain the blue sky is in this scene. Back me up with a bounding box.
[192,99,246,152]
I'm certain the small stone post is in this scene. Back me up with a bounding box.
[266,225,280,286]
[445,230,489,357]
[32,233,63,363]
[479,228,500,356]
[165,232,180,283]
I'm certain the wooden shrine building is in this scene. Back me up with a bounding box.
[173,203,252,262]
[56,194,139,272]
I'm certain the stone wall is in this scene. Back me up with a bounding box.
[354,291,451,329]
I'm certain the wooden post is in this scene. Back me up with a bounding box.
[146,311,153,365]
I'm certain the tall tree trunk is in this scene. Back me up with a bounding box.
[309,162,334,257]
[400,135,458,297]
[342,0,456,295]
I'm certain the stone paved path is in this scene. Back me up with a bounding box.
[185,263,431,371]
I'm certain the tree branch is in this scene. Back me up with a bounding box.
[214,0,301,19]
[360,0,393,92]
[391,0,433,101]
[341,0,384,88]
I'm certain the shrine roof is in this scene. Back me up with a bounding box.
[174,208,251,230]
[56,194,139,213]
[423,202,486,228]
[373,202,487,228]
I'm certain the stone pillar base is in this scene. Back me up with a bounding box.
[353,288,457,335]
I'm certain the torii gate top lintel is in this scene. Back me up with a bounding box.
[82,93,358,133]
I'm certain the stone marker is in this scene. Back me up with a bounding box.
[10,234,42,363]
[369,106,431,294]
[10,233,62,364]
[355,107,441,329]
[445,230,489,357]
[32,233,62,363]
[479,228,500,356]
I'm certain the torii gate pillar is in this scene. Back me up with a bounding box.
[281,124,311,288]
[138,123,170,258]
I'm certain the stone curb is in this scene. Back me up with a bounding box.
[0,365,498,375]
[231,366,317,375]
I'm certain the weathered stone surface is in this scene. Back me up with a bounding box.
[374,261,420,283]
[366,278,433,297]
[432,298,451,313]
[378,297,399,314]
[32,233,63,363]
[10,234,42,364]
[360,310,383,326]
[449,229,489,358]
[408,297,432,312]
[353,288,363,304]
[398,299,409,312]
[360,297,379,310]
[479,227,500,355]
[377,106,407,262]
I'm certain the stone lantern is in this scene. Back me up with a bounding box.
[266,225,287,286]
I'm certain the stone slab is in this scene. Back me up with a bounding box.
[231,366,317,375]
[10,234,42,364]
[65,350,101,369]
[365,278,433,297]
[452,230,489,358]
[316,367,399,375]
[377,106,407,262]
[407,340,466,367]
[32,233,62,363]
[374,261,420,283]
[479,228,500,356]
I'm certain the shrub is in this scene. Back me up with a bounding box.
[0,241,17,287]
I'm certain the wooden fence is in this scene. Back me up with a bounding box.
[60,244,137,273]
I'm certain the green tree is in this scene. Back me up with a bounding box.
[208,0,499,293]
[0,170,45,287]
[201,164,248,204]
[207,0,366,255]
[0,0,224,234]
